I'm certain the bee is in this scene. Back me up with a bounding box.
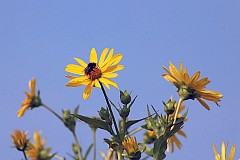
[84,63,97,75]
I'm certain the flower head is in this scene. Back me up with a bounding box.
[162,62,223,110]
[18,78,41,118]
[65,48,124,100]
[25,131,52,160]
[10,130,29,151]
[213,142,236,160]
[122,136,141,159]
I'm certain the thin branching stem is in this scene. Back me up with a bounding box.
[23,151,28,160]
[99,81,119,135]
[73,131,82,160]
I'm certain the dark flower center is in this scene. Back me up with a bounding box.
[84,63,102,80]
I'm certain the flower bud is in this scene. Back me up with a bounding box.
[98,107,112,125]
[120,104,130,118]
[120,90,131,105]
[163,99,176,115]
[62,109,76,131]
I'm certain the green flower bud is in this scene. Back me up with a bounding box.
[120,90,131,105]
[62,109,76,131]
[120,104,130,118]
[163,99,176,115]
[98,107,112,125]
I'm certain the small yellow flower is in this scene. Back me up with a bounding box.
[168,104,187,152]
[213,142,236,160]
[122,136,139,156]
[65,48,124,100]
[10,130,29,151]
[18,78,41,118]
[25,131,52,160]
[162,62,223,110]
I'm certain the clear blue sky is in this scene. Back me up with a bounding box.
[1,0,240,159]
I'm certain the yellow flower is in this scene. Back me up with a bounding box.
[99,148,115,160]
[162,62,223,110]
[168,104,187,152]
[213,142,236,160]
[122,136,139,156]
[65,48,124,100]
[25,131,52,160]
[10,130,29,151]
[18,78,41,118]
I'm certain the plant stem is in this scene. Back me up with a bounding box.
[72,131,82,160]
[99,81,119,135]
[129,127,143,136]
[42,103,82,160]
[41,103,64,123]
[171,97,183,130]
[23,151,28,160]
[117,150,124,160]
[91,127,97,160]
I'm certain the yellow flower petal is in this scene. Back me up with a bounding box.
[102,72,118,78]
[65,64,85,75]
[222,142,226,160]
[83,82,93,100]
[196,98,210,110]
[100,77,118,89]
[74,58,87,68]
[98,48,109,68]
[228,145,236,160]
[90,48,98,63]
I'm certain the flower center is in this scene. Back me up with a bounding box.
[84,63,102,80]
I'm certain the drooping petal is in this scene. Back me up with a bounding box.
[83,82,93,100]
[90,48,98,63]
[196,98,210,110]
[213,144,221,160]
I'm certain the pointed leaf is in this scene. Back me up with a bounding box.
[72,114,114,134]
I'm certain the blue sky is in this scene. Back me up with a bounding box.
[1,0,240,159]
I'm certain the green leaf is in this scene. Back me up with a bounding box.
[83,143,93,160]
[128,95,137,109]
[72,114,114,135]
[153,122,184,160]
[125,118,146,130]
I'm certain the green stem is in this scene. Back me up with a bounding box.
[23,151,28,160]
[171,97,184,130]
[41,103,64,123]
[129,127,143,136]
[41,103,82,160]
[91,128,97,160]
[72,131,82,160]
[117,150,124,160]
[99,81,119,135]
